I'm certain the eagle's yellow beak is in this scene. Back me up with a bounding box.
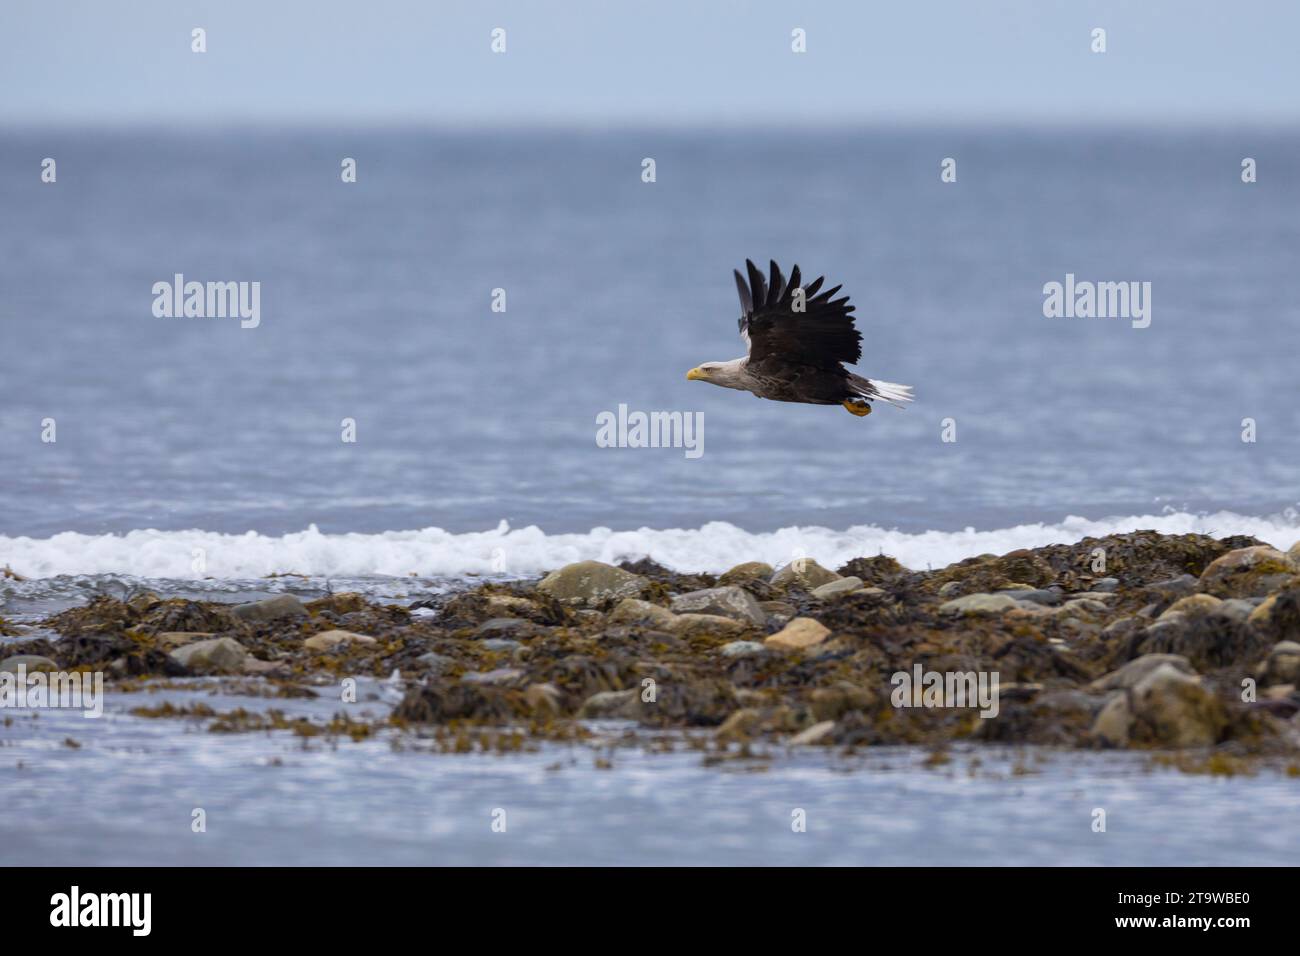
[686,367,706,381]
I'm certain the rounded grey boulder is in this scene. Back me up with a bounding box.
[536,561,649,605]
[669,586,766,625]
[229,594,307,623]
[169,637,249,674]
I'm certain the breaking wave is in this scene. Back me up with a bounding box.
[3,511,1299,581]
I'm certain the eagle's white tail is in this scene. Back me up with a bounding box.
[849,374,913,409]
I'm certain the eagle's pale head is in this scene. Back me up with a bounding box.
[685,363,720,382]
[686,359,746,389]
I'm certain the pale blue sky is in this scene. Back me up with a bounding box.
[3,0,1298,125]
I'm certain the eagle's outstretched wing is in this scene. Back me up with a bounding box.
[734,259,862,368]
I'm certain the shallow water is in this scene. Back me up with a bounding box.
[1,686,1294,866]
[0,572,464,622]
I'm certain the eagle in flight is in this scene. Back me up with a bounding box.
[686,260,912,416]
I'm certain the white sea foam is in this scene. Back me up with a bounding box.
[2,512,1299,581]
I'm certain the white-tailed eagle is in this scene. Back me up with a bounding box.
[686,260,912,416]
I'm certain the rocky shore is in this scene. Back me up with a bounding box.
[4,531,1300,768]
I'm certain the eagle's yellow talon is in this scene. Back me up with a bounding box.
[842,399,871,416]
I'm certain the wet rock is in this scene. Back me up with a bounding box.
[462,667,524,686]
[578,688,640,719]
[606,598,676,629]
[1135,608,1269,672]
[1055,598,1110,616]
[242,658,285,676]
[594,625,681,648]
[728,577,784,602]
[169,637,248,674]
[1037,532,1253,588]
[53,633,135,670]
[415,651,454,673]
[789,720,836,746]
[1214,599,1257,626]
[716,707,761,740]
[1129,664,1227,747]
[473,618,543,641]
[669,586,766,625]
[137,600,237,635]
[230,594,307,623]
[988,632,1092,683]
[637,678,736,727]
[125,591,162,613]
[303,630,377,652]
[438,589,568,627]
[668,613,748,639]
[1256,640,1300,686]
[305,592,369,616]
[480,638,522,653]
[1246,586,1300,639]
[1145,575,1200,600]
[483,595,544,618]
[851,587,889,600]
[717,561,774,586]
[759,601,796,624]
[0,635,55,657]
[998,682,1044,702]
[732,688,767,708]
[765,617,831,651]
[0,654,59,673]
[1198,546,1297,599]
[810,576,864,601]
[719,640,766,659]
[1159,594,1222,619]
[1092,577,1120,592]
[977,689,1104,746]
[811,681,874,721]
[1088,653,1196,693]
[331,606,409,636]
[1000,588,1063,606]
[393,683,524,723]
[931,548,1055,593]
[770,559,840,591]
[1252,691,1299,720]
[1057,618,1100,640]
[1090,694,1134,747]
[616,558,714,594]
[939,593,1026,615]
[1093,663,1227,748]
[1101,616,1145,642]
[154,631,214,649]
[836,554,909,588]
[536,561,649,605]
[524,682,563,717]
[44,597,138,638]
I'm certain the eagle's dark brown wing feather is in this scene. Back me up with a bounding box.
[734,259,862,368]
